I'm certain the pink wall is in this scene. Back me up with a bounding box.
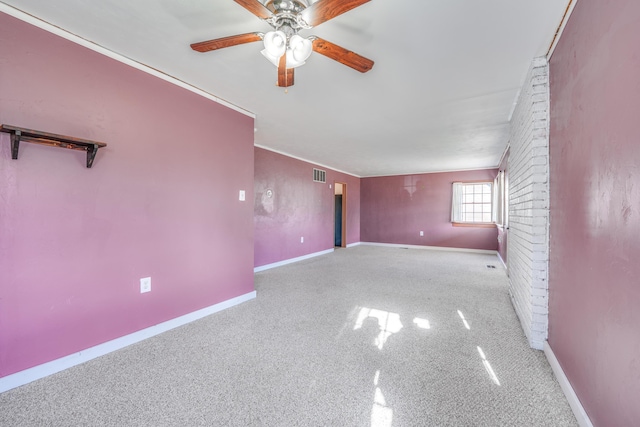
[254,147,360,267]
[361,169,498,250]
[0,13,255,377]
[548,1,640,425]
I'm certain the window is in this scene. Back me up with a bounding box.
[451,182,494,225]
[493,171,507,227]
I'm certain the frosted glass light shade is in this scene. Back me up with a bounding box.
[261,30,287,67]
[263,31,286,56]
[286,35,312,68]
[261,49,280,67]
[261,32,312,69]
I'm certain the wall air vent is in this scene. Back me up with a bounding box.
[313,168,326,183]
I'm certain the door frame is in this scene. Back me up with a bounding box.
[334,181,347,248]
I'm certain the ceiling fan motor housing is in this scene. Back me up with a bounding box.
[265,0,313,32]
[265,0,310,15]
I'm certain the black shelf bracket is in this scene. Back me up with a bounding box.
[1,124,107,168]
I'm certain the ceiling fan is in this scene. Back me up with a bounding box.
[190,0,374,88]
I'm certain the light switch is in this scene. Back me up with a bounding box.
[239,190,245,201]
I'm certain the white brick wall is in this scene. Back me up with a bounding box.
[507,58,549,350]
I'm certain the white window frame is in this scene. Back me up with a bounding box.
[451,181,495,226]
[494,171,507,227]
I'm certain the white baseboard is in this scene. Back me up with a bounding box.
[359,242,498,255]
[346,242,362,248]
[544,341,593,427]
[0,290,256,393]
[254,249,334,272]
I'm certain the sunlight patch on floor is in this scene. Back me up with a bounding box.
[477,346,501,386]
[413,317,431,329]
[353,307,403,350]
[371,374,393,427]
[457,309,471,330]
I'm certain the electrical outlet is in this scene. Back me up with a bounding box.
[140,277,151,293]
[420,231,424,236]
[301,236,304,243]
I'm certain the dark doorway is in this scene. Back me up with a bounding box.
[334,182,346,247]
[335,194,343,246]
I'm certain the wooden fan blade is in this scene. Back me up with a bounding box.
[311,38,374,73]
[191,33,262,52]
[234,0,273,19]
[300,0,370,28]
[278,54,294,87]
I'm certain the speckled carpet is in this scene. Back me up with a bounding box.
[0,245,577,426]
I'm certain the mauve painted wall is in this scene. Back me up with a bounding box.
[0,13,255,377]
[254,147,360,268]
[548,1,640,425]
[361,170,498,250]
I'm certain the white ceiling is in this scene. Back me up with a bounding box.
[1,0,569,177]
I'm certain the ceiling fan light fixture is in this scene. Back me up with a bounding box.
[285,49,305,68]
[263,30,287,57]
[287,34,312,67]
[191,0,374,87]
[260,48,281,67]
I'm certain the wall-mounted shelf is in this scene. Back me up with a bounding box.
[0,124,107,168]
